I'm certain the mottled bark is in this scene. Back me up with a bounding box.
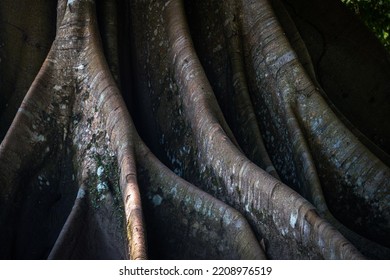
[237,0,390,251]
[0,0,142,259]
[0,0,389,259]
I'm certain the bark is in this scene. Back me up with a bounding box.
[0,0,142,259]
[0,0,389,259]
[280,0,390,156]
[235,0,389,254]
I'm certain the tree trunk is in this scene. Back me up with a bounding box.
[0,0,389,259]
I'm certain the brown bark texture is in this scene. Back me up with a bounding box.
[0,0,389,259]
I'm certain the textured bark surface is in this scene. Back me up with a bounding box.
[0,0,389,259]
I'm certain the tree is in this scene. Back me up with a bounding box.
[0,0,389,259]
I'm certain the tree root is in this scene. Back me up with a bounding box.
[0,0,388,259]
